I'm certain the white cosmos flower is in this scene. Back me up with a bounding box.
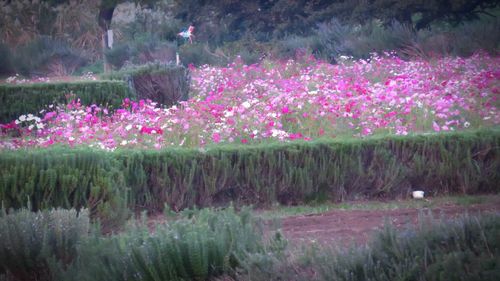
[241,101,251,109]
[19,115,26,121]
[125,124,133,131]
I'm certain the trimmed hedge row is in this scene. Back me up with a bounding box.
[0,130,499,220]
[0,81,131,123]
[102,62,190,107]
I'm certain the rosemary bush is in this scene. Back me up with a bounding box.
[57,206,280,281]
[0,208,89,281]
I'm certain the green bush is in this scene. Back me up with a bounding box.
[104,35,178,70]
[310,213,500,281]
[0,148,129,230]
[0,208,89,281]
[118,129,500,211]
[56,206,280,281]
[12,36,88,77]
[103,62,190,107]
[0,80,131,123]
[178,43,221,66]
[273,35,319,60]
[104,44,133,70]
[1,130,498,215]
[414,17,500,58]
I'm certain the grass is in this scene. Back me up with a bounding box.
[255,194,499,219]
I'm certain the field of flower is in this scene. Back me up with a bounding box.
[1,52,499,150]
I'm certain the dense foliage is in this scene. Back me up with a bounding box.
[0,207,282,281]
[0,130,498,222]
[172,0,500,39]
[0,208,90,281]
[1,207,498,281]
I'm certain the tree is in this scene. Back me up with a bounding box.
[363,0,500,29]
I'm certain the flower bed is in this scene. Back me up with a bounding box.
[1,53,499,150]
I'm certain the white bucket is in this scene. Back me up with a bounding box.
[412,190,425,199]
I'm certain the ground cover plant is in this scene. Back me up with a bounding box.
[0,53,499,150]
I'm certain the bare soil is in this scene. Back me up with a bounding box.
[281,198,500,247]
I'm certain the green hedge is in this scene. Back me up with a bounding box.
[0,148,129,229]
[119,129,500,211]
[0,130,499,221]
[0,80,131,123]
[102,62,190,107]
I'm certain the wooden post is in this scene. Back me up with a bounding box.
[102,29,113,73]
[102,31,112,73]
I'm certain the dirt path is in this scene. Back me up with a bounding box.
[281,199,500,247]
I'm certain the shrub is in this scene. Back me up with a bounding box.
[104,32,179,70]
[314,18,416,60]
[1,130,498,214]
[104,44,133,70]
[57,207,281,281]
[117,129,500,211]
[314,18,354,61]
[0,80,131,123]
[12,36,88,77]
[178,43,221,66]
[0,208,89,281]
[413,17,500,58]
[273,35,319,60]
[103,62,190,107]
[0,148,129,230]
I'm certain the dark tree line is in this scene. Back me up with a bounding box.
[170,0,499,36]
[33,0,499,35]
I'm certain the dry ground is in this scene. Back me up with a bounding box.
[281,197,500,247]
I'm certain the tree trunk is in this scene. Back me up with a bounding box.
[98,1,116,73]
